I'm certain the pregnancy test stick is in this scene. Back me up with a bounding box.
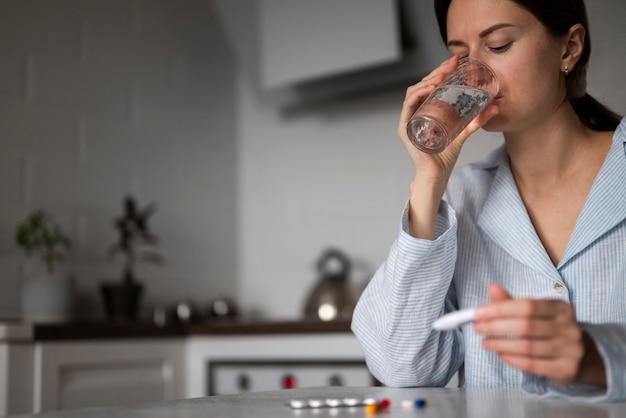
[433,290,562,331]
[433,308,476,330]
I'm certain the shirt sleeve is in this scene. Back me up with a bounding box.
[350,200,463,387]
[522,323,626,402]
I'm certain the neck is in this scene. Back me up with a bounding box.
[503,105,595,192]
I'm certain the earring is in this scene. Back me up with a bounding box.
[563,66,570,76]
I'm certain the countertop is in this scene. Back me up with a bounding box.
[0,319,353,341]
[0,322,32,341]
[7,387,625,418]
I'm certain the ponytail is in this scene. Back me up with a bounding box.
[570,94,622,132]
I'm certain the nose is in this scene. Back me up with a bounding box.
[466,50,485,62]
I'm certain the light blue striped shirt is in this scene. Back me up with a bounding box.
[352,117,626,402]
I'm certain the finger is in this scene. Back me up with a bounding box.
[496,353,582,386]
[398,84,438,134]
[403,56,458,102]
[474,318,568,338]
[474,103,500,126]
[399,56,460,126]
[445,103,500,151]
[399,73,446,123]
[403,75,443,101]
[488,284,511,302]
[483,336,555,357]
[476,298,573,320]
[421,54,459,82]
[482,329,583,356]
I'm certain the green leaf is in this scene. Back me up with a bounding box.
[15,209,72,271]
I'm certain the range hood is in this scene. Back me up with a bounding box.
[212,0,448,108]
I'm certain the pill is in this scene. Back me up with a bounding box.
[379,398,391,408]
[343,397,362,406]
[325,398,341,407]
[402,400,414,409]
[364,404,378,413]
[415,398,428,408]
[289,399,306,409]
[307,399,324,408]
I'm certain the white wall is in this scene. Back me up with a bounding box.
[236,0,626,319]
[235,77,505,320]
[0,0,237,319]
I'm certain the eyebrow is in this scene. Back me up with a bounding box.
[447,23,515,48]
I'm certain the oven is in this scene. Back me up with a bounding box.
[208,359,377,395]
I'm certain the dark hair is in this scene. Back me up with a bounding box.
[434,0,622,131]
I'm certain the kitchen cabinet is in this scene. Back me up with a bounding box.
[0,323,33,416]
[0,343,33,416]
[33,339,185,413]
[185,333,368,397]
[211,0,448,107]
[1,320,459,415]
[213,0,400,88]
[18,320,364,413]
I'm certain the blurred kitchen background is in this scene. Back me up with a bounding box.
[1,0,625,321]
[0,0,625,415]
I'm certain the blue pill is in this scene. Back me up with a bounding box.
[415,399,427,408]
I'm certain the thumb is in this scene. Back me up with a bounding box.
[448,104,500,151]
[487,284,511,302]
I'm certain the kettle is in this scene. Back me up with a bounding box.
[303,248,359,321]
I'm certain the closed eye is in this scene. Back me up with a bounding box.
[487,43,511,53]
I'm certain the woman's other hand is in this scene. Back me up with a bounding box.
[474,284,606,387]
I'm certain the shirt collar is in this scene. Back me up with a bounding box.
[476,117,626,272]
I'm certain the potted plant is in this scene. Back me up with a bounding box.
[15,209,75,323]
[100,196,164,322]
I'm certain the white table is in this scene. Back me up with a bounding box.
[6,386,625,418]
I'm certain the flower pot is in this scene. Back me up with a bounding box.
[20,274,75,323]
[100,282,144,323]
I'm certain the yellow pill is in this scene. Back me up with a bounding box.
[364,404,378,413]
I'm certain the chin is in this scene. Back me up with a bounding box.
[482,115,507,133]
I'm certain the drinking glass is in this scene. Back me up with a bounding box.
[407,57,499,154]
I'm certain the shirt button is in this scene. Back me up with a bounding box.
[553,283,565,294]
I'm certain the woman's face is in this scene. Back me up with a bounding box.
[446,0,568,134]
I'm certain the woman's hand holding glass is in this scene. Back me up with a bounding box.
[399,55,499,239]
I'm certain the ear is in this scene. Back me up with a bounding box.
[561,23,585,72]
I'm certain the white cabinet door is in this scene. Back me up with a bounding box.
[34,339,185,413]
[0,343,34,416]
